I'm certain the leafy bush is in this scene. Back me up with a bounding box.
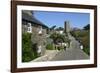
[50,32,69,44]
[22,33,32,62]
[22,33,38,62]
[57,46,65,50]
[70,30,90,55]
[83,48,90,55]
[80,33,90,55]
[80,35,89,48]
[46,44,54,50]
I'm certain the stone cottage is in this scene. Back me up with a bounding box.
[22,10,48,56]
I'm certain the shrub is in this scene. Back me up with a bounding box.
[22,33,38,62]
[80,33,90,55]
[57,46,65,50]
[70,30,90,55]
[83,48,90,55]
[46,44,54,50]
[50,32,69,44]
[22,33,32,62]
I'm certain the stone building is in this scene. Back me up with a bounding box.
[64,21,70,33]
[22,10,48,56]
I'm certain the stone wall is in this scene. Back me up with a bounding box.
[22,20,28,33]
[22,21,47,56]
[31,25,47,56]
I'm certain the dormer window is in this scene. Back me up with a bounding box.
[27,23,32,33]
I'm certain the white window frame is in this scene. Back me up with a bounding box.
[27,23,32,33]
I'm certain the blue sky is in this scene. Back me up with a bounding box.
[33,11,90,29]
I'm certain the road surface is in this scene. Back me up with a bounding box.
[31,33,89,62]
[50,33,89,61]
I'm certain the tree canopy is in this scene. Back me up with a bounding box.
[83,24,90,30]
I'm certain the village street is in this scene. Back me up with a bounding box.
[22,10,90,62]
[50,33,89,61]
[31,33,89,62]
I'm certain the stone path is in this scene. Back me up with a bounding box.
[30,50,60,62]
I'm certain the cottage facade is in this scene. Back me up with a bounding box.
[22,10,48,56]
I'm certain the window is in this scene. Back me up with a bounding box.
[27,23,31,27]
[28,27,30,31]
[27,23,32,33]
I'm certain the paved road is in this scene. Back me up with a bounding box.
[31,33,89,62]
[50,33,89,61]
[50,48,89,61]
[69,33,80,49]
[31,50,60,62]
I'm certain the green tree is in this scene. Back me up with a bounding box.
[50,25,56,30]
[83,24,90,30]
[50,33,65,44]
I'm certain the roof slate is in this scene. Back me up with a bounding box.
[22,12,48,28]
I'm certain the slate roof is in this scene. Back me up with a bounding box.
[22,12,48,28]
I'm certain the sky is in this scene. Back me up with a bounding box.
[33,11,90,29]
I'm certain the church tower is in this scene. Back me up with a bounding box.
[64,21,70,33]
